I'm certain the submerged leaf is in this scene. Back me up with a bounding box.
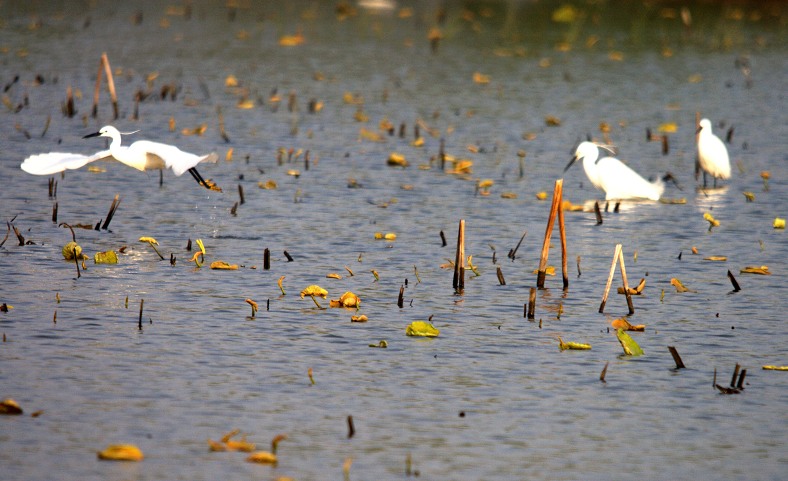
[351,314,368,322]
[740,266,770,275]
[616,328,644,356]
[94,250,118,264]
[210,261,238,270]
[97,444,144,461]
[246,451,277,464]
[406,321,439,337]
[558,337,591,350]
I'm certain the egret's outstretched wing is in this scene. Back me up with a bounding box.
[131,141,218,176]
[20,150,112,176]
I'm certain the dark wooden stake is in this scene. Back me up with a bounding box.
[667,346,686,369]
[52,202,58,223]
[736,369,746,389]
[138,299,144,330]
[527,287,536,320]
[727,270,741,292]
[73,247,81,278]
[263,248,270,270]
[508,231,526,260]
[101,194,120,230]
[284,250,293,262]
[730,363,740,388]
[452,220,465,291]
[347,415,355,438]
[102,53,119,120]
[496,266,505,285]
[439,230,446,247]
[238,184,245,205]
[397,285,404,308]
[594,201,603,225]
[600,362,609,382]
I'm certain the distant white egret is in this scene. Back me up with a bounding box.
[20,125,220,190]
[696,118,731,188]
[564,141,664,201]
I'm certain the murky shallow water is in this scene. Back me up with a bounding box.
[1,1,787,480]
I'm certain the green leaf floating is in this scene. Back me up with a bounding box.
[94,251,118,264]
[616,328,643,356]
[406,321,439,337]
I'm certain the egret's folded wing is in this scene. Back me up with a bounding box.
[21,150,112,175]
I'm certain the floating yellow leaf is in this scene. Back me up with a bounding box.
[62,241,85,260]
[450,160,473,174]
[333,291,360,308]
[278,276,286,295]
[774,218,785,229]
[224,75,238,87]
[139,236,158,245]
[501,192,517,199]
[209,429,256,452]
[478,179,494,190]
[351,315,368,323]
[412,137,424,147]
[658,122,678,133]
[740,266,770,275]
[97,444,144,462]
[87,165,106,173]
[558,337,591,350]
[237,99,255,109]
[611,318,645,331]
[326,273,342,279]
[544,116,561,126]
[384,233,397,241]
[762,365,788,371]
[659,198,687,204]
[353,109,368,122]
[532,266,556,276]
[561,199,583,211]
[300,285,328,299]
[359,127,383,142]
[181,124,207,136]
[210,261,238,270]
[691,246,699,254]
[703,256,727,261]
[617,278,645,295]
[0,399,23,415]
[406,321,439,337]
[472,72,490,84]
[279,33,305,46]
[535,191,548,200]
[387,152,409,167]
[743,191,755,202]
[551,4,578,23]
[369,340,387,348]
[94,250,118,264]
[247,451,278,464]
[670,278,692,292]
[286,169,301,178]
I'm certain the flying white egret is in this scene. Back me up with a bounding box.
[564,141,664,201]
[20,125,220,191]
[696,118,731,188]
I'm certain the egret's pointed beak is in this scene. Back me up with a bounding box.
[83,131,101,139]
[564,155,579,173]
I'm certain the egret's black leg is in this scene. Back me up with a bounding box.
[703,171,708,188]
[188,168,209,189]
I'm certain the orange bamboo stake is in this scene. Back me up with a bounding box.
[537,179,562,288]
[101,53,119,120]
[599,244,622,313]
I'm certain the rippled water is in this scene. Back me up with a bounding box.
[1,1,787,480]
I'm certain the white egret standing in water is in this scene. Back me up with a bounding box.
[565,141,664,201]
[20,125,220,190]
[696,118,731,188]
